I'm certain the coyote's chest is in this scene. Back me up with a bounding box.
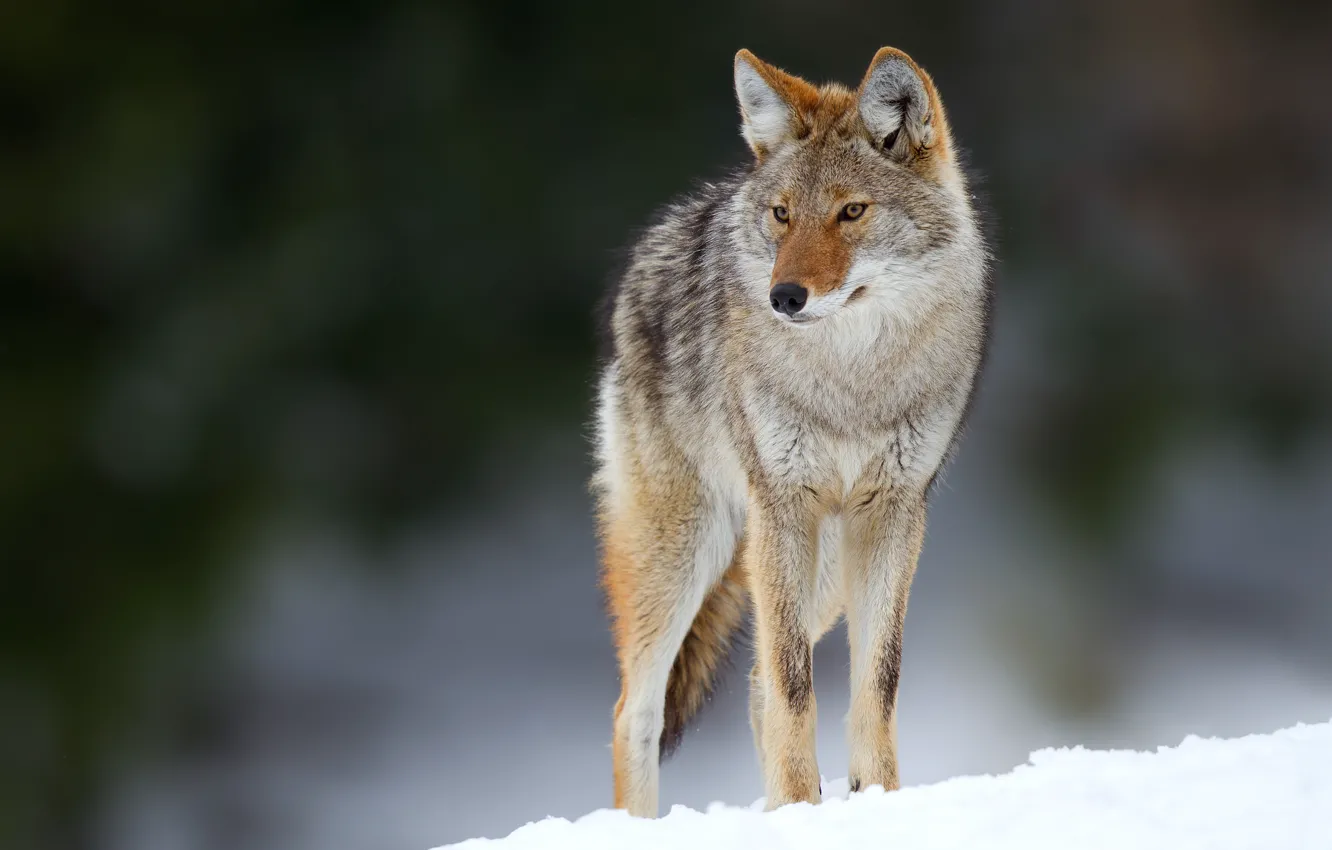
[741,386,948,502]
[737,329,953,497]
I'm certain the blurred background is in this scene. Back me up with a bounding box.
[3,1,1331,848]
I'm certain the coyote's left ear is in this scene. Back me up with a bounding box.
[858,47,951,165]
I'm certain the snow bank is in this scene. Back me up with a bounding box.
[437,720,1332,849]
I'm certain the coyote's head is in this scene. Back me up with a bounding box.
[732,48,977,327]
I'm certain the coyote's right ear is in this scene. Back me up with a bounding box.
[734,49,819,160]
[858,47,950,165]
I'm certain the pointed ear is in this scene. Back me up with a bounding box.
[858,47,950,164]
[734,49,819,160]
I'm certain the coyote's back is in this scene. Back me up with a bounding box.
[594,47,990,817]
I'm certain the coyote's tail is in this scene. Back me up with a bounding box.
[660,557,749,758]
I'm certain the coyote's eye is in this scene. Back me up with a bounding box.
[772,206,789,224]
[839,203,866,222]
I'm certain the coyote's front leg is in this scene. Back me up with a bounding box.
[842,485,926,793]
[746,485,823,809]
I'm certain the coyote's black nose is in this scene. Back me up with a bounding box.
[770,283,808,316]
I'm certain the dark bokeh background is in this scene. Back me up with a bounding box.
[4,2,1331,848]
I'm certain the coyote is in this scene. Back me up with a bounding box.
[593,47,990,816]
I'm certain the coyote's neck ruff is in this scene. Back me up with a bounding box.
[594,47,990,817]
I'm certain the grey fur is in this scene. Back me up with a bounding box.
[596,50,991,816]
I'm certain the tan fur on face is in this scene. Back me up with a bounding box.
[771,215,853,297]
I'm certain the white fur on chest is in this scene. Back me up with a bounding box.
[745,400,948,499]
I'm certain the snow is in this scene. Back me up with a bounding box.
[436,720,1332,849]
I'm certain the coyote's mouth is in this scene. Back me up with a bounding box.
[772,284,868,326]
[776,312,822,327]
